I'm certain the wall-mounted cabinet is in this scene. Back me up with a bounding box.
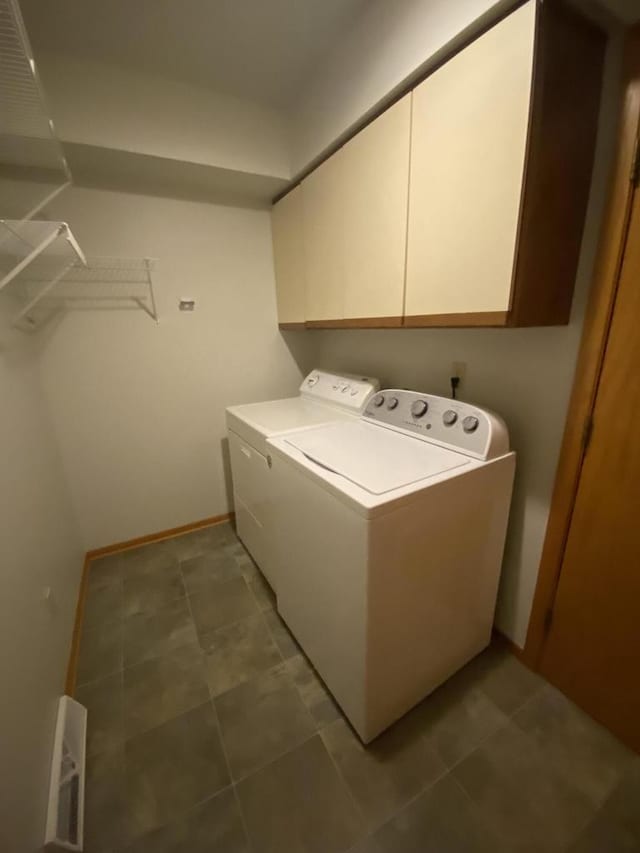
[302,152,345,323]
[405,1,534,325]
[271,0,605,331]
[271,185,306,327]
[340,95,411,326]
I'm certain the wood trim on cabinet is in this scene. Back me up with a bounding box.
[65,513,235,695]
[403,311,509,328]
[522,25,640,668]
[278,322,306,330]
[507,1,606,327]
[305,316,403,329]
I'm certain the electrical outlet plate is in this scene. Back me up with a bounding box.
[179,299,195,311]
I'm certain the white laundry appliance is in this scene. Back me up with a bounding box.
[226,370,379,588]
[267,389,516,742]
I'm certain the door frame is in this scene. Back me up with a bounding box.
[522,24,640,669]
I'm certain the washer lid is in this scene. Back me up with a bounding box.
[228,397,350,436]
[284,421,470,495]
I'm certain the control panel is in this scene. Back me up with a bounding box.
[300,370,380,412]
[364,390,510,459]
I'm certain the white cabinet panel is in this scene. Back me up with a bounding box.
[342,95,411,320]
[405,0,536,318]
[271,186,305,324]
[302,151,345,322]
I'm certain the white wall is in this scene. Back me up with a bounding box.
[35,186,312,551]
[308,33,622,647]
[289,0,508,172]
[37,52,291,179]
[0,256,83,850]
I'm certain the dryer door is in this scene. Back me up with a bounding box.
[228,429,276,589]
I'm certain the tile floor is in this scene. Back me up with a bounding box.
[76,522,640,853]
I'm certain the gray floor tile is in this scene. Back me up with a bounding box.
[321,716,446,831]
[84,581,124,631]
[415,670,509,768]
[123,597,197,668]
[264,609,301,659]
[123,563,185,619]
[170,523,235,561]
[215,663,316,779]
[248,571,277,612]
[453,720,594,852]
[77,672,124,757]
[84,748,133,853]
[569,759,640,852]
[125,702,230,839]
[119,541,176,574]
[286,653,342,728]
[201,613,281,695]
[513,685,634,808]
[458,643,545,715]
[181,551,241,593]
[237,734,365,853]
[88,554,123,591]
[234,549,262,582]
[125,788,249,853]
[373,774,509,853]
[77,621,123,686]
[190,576,259,637]
[123,642,209,738]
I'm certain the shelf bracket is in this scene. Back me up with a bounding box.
[12,261,74,329]
[20,181,72,225]
[0,223,66,293]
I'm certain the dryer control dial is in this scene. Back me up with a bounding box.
[463,415,479,433]
[443,410,458,426]
[387,397,399,410]
[373,393,385,407]
[411,399,429,418]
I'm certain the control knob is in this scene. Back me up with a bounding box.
[463,415,479,433]
[443,410,458,426]
[387,397,399,410]
[373,393,385,407]
[411,399,429,418]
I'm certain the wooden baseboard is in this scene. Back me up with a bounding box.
[65,512,234,695]
[86,512,234,560]
[493,627,530,666]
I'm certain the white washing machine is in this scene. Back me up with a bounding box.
[268,389,516,742]
[226,370,379,588]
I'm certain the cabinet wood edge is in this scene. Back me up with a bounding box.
[279,311,576,329]
[305,317,404,329]
[278,321,307,330]
[404,311,509,328]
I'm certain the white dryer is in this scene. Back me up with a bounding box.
[268,389,516,742]
[226,370,379,588]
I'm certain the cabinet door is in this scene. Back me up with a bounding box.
[271,186,305,325]
[342,95,411,320]
[302,151,345,322]
[405,0,536,319]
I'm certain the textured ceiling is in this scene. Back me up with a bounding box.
[19,0,369,109]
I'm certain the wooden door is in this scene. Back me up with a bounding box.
[342,95,411,321]
[271,186,305,325]
[302,151,345,322]
[404,0,535,320]
[540,188,640,752]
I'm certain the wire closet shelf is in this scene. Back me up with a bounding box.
[0,220,158,331]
